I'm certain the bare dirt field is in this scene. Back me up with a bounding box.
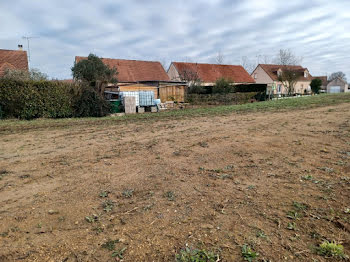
[1,98,350,261]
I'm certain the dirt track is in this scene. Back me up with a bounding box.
[0,103,350,261]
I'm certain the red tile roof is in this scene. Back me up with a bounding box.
[172,62,255,83]
[0,49,29,77]
[259,64,313,81]
[75,57,170,82]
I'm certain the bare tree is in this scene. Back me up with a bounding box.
[262,55,272,64]
[240,56,256,74]
[274,49,302,96]
[328,71,347,82]
[274,49,302,66]
[278,69,300,96]
[215,51,225,65]
[178,68,204,94]
[178,68,200,83]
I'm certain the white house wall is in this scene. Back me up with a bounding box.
[167,63,180,81]
[251,66,273,84]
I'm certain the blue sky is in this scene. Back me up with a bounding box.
[1,0,349,80]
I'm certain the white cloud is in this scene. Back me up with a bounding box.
[0,0,349,79]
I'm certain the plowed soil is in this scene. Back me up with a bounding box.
[1,102,349,261]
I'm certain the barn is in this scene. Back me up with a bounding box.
[327,78,349,93]
[75,56,187,102]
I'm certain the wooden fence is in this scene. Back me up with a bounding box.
[159,85,186,103]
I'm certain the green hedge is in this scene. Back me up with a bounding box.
[186,92,260,105]
[0,79,111,119]
[234,84,267,93]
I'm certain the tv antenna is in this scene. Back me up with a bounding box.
[22,36,39,68]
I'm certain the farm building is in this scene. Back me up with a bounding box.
[0,48,28,77]
[327,77,348,93]
[251,64,313,95]
[167,62,255,86]
[75,57,187,102]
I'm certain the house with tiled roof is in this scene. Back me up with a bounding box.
[75,57,170,84]
[75,56,187,102]
[251,64,313,95]
[327,77,348,93]
[0,49,29,77]
[167,62,255,86]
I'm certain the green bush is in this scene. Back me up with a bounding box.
[0,79,74,119]
[0,79,111,120]
[310,78,322,94]
[234,84,267,93]
[317,240,348,258]
[187,82,206,94]
[212,78,234,94]
[186,92,259,105]
[72,85,111,117]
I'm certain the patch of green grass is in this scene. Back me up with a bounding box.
[256,230,267,239]
[316,241,348,259]
[301,175,313,181]
[99,190,109,198]
[175,247,220,262]
[2,93,350,133]
[287,222,297,230]
[92,226,104,234]
[286,210,302,220]
[102,200,114,212]
[287,201,308,220]
[102,239,119,251]
[242,244,259,261]
[293,201,308,211]
[111,247,127,259]
[122,189,134,198]
[85,214,99,223]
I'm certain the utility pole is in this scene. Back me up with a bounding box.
[22,36,38,69]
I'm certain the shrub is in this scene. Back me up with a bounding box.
[72,85,111,117]
[212,78,234,94]
[316,241,347,258]
[0,79,111,119]
[234,84,267,93]
[187,81,206,94]
[0,79,74,119]
[175,247,219,262]
[310,78,322,94]
[241,244,259,261]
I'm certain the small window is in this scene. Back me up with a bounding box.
[278,84,282,93]
[254,73,257,79]
[304,71,308,78]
